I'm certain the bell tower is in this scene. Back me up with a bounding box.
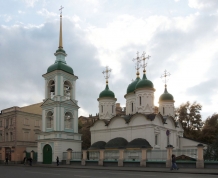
[37,7,81,164]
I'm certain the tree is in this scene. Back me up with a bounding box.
[204,135,218,161]
[176,101,203,139]
[200,114,218,144]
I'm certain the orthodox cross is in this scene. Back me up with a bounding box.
[160,70,171,87]
[102,66,112,84]
[141,51,151,73]
[59,5,64,15]
[132,51,142,74]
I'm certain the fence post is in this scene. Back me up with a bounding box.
[140,148,147,167]
[98,149,104,166]
[196,144,204,169]
[166,145,174,168]
[66,148,72,165]
[81,150,87,166]
[118,149,124,166]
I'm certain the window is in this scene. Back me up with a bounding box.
[163,107,165,115]
[0,132,2,142]
[10,118,13,125]
[112,105,114,113]
[6,119,9,127]
[101,105,103,113]
[23,118,29,125]
[5,133,8,141]
[35,120,40,127]
[131,103,133,112]
[155,135,158,145]
[48,80,55,99]
[65,112,73,129]
[139,96,141,106]
[0,120,2,127]
[23,132,29,140]
[64,81,72,100]
[46,111,53,129]
[10,132,13,141]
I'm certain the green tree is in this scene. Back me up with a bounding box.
[200,114,218,144]
[204,135,218,161]
[176,101,203,139]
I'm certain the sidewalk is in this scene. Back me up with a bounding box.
[1,163,218,175]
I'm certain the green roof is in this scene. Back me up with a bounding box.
[159,88,174,101]
[135,74,153,89]
[47,61,74,74]
[127,77,141,94]
[99,84,115,98]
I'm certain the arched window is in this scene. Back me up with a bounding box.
[139,96,142,106]
[101,105,103,113]
[112,105,114,113]
[64,81,72,100]
[163,107,165,115]
[48,80,55,99]
[132,103,133,112]
[46,111,53,129]
[65,112,73,129]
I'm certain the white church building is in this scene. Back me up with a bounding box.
[37,12,81,164]
[89,54,200,153]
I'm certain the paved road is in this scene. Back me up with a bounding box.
[0,166,217,178]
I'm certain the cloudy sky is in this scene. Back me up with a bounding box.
[0,0,218,120]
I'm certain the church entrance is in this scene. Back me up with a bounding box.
[43,144,52,164]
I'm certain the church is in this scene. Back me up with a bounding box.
[89,53,200,152]
[37,10,81,164]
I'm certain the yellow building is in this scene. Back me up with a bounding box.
[0,103,42,163]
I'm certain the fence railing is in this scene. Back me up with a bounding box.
[104,150,119,161]
[72,152,82,160]
[124,150,141,161]
[173,149,197,160]
[89,151,100,160]
[147,150,167,161]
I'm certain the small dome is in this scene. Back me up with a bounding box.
[105,137,128,149]
[135,74,153,89]
[126,138,152,148]
[127,77,141,94]
[99,84,115,98]
[159,88,174,101]
[47,61,74,74]
[89,141,106,150]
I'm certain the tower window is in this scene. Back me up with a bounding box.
[101,105,103,113]
[132,103,133,112]
[155,135,158,145]
[139,96,142,106]
[163,107,165,115]
[112,105,113,113]
[64,81,72,100]
[65,112,73,129]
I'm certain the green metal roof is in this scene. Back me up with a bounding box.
[99,84,115,98]
[126,77,141,94]
[159,88,174,101]
[135,74,153,89]
[47,61,74,74]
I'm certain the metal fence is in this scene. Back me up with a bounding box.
[89,151,100,160]
[72,152,82,160]
[147,150,167,161]
[124,150,141,161]
[173,149,197,159]
[104,150,119,161]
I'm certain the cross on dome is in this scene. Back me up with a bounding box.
[141,51,151,74]
[102,66,112,84]
[161,70,171,88]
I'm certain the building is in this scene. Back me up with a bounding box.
[0,103,42,162]
[89,55,201,153]
[37,12,81,164]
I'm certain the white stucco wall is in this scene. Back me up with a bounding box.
[90,114,186,150]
